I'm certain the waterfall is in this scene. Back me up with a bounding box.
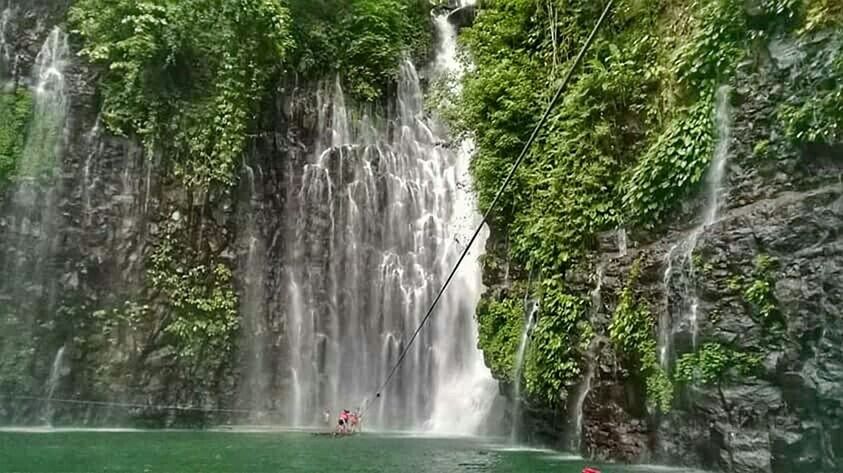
[569,263,605,450]
[510,270,539,443]
[44,345,67,426]
[282,4,494,433]
[0,6,11,77]
[617,229,628,257]
[236,164,270,419]
[661,86,733,363]
[0,28,69,384]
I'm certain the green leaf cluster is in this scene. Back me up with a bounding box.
[523,278,588,405]
[621,95,715,227]
[287,0,431,101]
[0,88,33,187]
[779,43,843,145]
[609,260,673,412]
[70,0,430,190]
[70,0,294,189]
[148,220,239,369]
[730,254,780,324]
[476,295,524,382]
[675,342,762,385]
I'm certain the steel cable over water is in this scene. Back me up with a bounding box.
[363,0,616,414]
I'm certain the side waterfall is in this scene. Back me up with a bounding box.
[510,271,539,443]
[661,86,733,364]
[0,6,11,77]
[237,164,270,421]
[44,345,67,426]
[0,28,69,395]
[282,3,494,433]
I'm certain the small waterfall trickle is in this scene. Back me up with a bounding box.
[569,263,605,451]
[44,345,67,426]
[0,6,12,77]
[510,272,539,443]
[236,164,269,419]
[617,228,628,257]
[661,86,733,363]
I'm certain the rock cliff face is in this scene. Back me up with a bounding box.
[0,0,317,426]
[498,26,843,473]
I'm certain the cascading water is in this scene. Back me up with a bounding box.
[236,164,270,420]
[569,263,605,450]
[617,228,628,257]
[282,3,494,433]
[0,28,70,392]
[661,86,733,363]
[0,6,12,77]
[44,345,67,425]
[510,272,539,443]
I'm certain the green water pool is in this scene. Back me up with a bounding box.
[0,429,704,473]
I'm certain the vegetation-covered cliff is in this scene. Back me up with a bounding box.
[450,1,843,472]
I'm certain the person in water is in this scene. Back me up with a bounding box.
[348,411,360,433]
[336,409,350,434]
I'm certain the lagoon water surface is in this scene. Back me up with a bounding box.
[0,430,706,472]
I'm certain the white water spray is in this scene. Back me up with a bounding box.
[660,86,733,362]
[44,346,67,425]
[283,4,494,433]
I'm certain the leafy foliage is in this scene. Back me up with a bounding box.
[621,96,715,227]
[675,342,762,385]
[476,295,524,382]
[779,43,843,145]
[70,0,431,190]
[461,0,840,415]
[523,278,587,405]
[287,0,431,100]
[0,89,33,186]
[609,260,673,412]
[70,0,294,189]
[148,219,239,369]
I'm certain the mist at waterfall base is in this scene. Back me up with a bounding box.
[237,7,498,434]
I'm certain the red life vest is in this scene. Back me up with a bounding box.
[582,468,601,473]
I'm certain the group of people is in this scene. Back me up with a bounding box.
[323,408,362,435]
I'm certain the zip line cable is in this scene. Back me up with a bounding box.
[367,0,615,409]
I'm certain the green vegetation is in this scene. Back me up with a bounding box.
[523,278,588,405]
[675,342,762,386]
[779,44,843,145]
[148,219,239,376]
[464,0,840,416]
[609,260,672,412]
[0,89,33,186]
[729,254,780,325]
[476,296,524,382]
[70,0,430,189]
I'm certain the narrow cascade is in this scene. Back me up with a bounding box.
[510,271,539,443]
[0,28,70,392]
[44,345,67,426]
[661,86,733,363]
[617,228,628,257]
[236,164,269,420]
[283,4,494,433]
[0,6,11,76]
[569,263,604,451]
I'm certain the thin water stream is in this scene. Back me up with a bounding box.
[660,86,733,364]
